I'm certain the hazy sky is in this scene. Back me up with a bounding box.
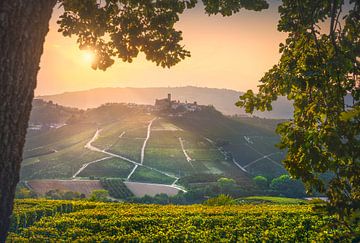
[36,1,286,95]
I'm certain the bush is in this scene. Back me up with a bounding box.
[203,194,235,206]
[253,176,268,190]
[270,175,305,198]
[15,188,37,199]
[45,189,81,200]
[89,190,109,202]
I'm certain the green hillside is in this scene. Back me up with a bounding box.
[8,199,348,242]
[22,101,288,190]
[169,107,288,178]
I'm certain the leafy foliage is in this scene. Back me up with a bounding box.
[237,0,360,219]
[238,196,306,205]
[253,175,268,189]
[9,199,97,233]
[8,199,356,241]
[203,194,235,206]
[45,189,83,200]
[270,174,305,198]
[57,0,268,70]
[89,189,109,201]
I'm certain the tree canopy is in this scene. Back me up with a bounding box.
[57,0,268,70]
[237,0,359,220]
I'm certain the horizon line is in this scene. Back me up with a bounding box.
[36,85,246,97]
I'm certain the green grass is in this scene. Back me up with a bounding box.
[78,158,135,179]
[92,115,151,150]
[144,130,194,175]
[238,196,307,205]
[108,138,143,162]
[168,110,286,178]
[25,123,96,151]
[130,166,176,185]
[245,158,287,179]
[21,132,105,180]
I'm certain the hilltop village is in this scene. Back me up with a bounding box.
[28,94,206,130]
[155,93,202,114]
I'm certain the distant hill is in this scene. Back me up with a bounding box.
[30,99,80,125]
[23,102,287,188]
[38,86,294,119]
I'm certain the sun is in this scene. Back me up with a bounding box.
[82,50,95,64]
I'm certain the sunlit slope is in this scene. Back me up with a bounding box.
[21,124,103,179]
[22,102,287,184]
[169,107,288,178]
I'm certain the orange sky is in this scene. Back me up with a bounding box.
[36,2,286,95]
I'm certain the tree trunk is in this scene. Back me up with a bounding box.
[0,1,56,241]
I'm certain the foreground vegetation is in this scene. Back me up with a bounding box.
[8,199,353,242]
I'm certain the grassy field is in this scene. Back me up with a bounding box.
[130,166,176,185]
[169,109,287,179]
[8,199,349,242]
[238,196,307,204]
[144,125,194,175]
[21,131,104,179]
[77,158,135,179]
[108,137,144,162]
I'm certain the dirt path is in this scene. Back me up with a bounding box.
[72,156,112,178]
[127,117,156,180]
[178,137,194,167]
[243,150,283,169]
[232,158,248,173]
[82,126,181,187]
[126,164,138,180]
[206,135,282,171]
[84,129,103,153]
[140,117,157,164]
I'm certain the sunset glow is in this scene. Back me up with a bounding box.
[37,3,285,95]
[82,50,95,64]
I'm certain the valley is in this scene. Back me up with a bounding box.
[21,99,288,198]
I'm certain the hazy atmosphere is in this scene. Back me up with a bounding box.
[37,1,285,95]
[1,1,358,241]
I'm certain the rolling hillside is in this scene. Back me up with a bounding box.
[38,86,294,118]
[22,100,287,193]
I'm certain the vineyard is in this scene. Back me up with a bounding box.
[22,103,286,186]
[100,179,133,199]
[8,199,350,241]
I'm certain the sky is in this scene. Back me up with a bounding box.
[36,1,286,96]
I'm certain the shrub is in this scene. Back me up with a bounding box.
[203,194,235,206]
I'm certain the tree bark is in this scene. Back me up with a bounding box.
[0,1,56,241]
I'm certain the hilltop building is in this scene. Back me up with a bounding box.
[154,93,201,112]
[155,93,172,110]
